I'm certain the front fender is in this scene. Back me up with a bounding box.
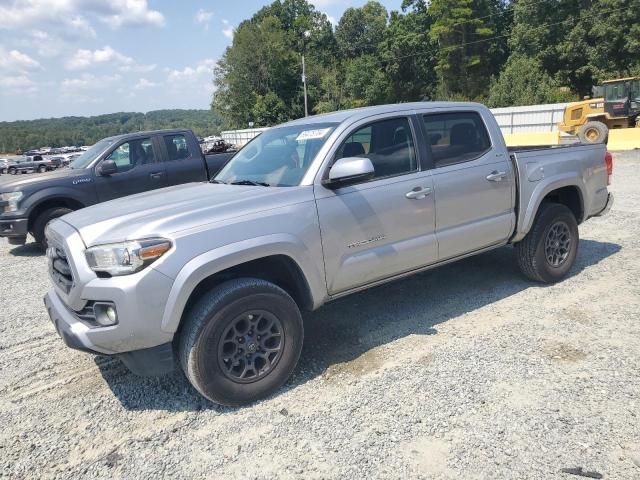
[20,187,93,217]
[158,233,327,334]
[513,173,585,242]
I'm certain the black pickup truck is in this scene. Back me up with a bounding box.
[0,129,234,247]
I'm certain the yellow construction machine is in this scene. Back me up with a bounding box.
[559,77,640,143]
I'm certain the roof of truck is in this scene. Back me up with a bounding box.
[102,128,193,142]
[279,101,486,127]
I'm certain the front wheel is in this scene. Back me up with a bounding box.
[32,207,73,249]
[9,167,17,175]
[178,278,304,406]
[578,121,608,144]
[515,203,579,283]
[38,165,47,173]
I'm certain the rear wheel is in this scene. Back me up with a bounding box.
[178,278,303,406]
[515,203,579,283]
[32,207,73,249]
[578,121,608,144]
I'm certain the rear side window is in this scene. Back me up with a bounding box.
[164,134,192,161]
[422,112,491,168]
[335,117,417,180]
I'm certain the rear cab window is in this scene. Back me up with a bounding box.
[422,112,491,168]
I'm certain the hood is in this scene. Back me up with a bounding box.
[0,167,90,192]
[60,182,314,246]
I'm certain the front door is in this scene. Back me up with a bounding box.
[94,136,168,202]
[419,110,514,260]
[315,116,437,295]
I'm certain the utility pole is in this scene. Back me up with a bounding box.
[302,30,310,117]
[302,53,308,117]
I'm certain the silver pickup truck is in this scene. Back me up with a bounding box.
[43,102,614,405]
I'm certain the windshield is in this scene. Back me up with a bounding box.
[69,139,115,169]
[214,122,338,187]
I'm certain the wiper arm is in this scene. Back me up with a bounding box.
[230,179,270,187]
[210,179,226,184]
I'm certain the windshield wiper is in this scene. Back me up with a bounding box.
[230,180,270,187]
[210,179,226,184]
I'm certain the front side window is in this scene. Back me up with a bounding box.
[215,122,338,187]
[164,134,192,161]
[422,112,491,168]
[334,117,417,180]
[604,82,628,102]
[106,138,155,172]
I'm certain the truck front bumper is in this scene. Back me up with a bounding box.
[44,288,176,376]
[0,217,28,244]
[595,192,614,217]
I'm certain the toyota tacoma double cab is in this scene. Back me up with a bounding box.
[0,129,233,248]
[43,102,614,405]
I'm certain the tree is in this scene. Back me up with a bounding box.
[427,0,508,100]
[335,1,388,58]
[379,2,438,102]
[487,55,577,107]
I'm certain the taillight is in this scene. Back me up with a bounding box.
[605,151,613,185]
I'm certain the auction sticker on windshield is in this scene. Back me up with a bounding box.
[296,128,332,141]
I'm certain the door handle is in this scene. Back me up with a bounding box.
[486,171,507,182]
[149,172,164,180]
[405,187,432,200]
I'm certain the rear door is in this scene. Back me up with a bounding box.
[315,114,438,294]
[418,109,514,260]
[94,136,167,202]
[160,132,208,185]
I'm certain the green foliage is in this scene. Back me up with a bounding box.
[0,110,222,153]
[335,2,388,58]
[211,0,639,125]
[487,56,578,107]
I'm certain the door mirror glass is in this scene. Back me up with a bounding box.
[98,159,118,176]
[324,157,375,189]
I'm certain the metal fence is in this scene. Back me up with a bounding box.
[221,103,572,145]
[221,128,269,147]
[490,103,569,134]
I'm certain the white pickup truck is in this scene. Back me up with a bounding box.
[43,102,614,405]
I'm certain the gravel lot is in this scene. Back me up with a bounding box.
[1,151,639,479]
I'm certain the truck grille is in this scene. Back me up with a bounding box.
[48,246,74,294]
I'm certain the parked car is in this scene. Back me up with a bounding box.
[0,158,10,174]
[7,155,59,174]
[0,129,234,247]
[42,102,614,406]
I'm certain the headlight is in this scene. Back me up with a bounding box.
[85,238,172,276]
[0,191,23,213]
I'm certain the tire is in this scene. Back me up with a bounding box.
[32,207,73,248]
[178,278,303,406]
[577,121,608,144]
[38,165,46,173]
[9,167,17,175]
[515,203,579,283]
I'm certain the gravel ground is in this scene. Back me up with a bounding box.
[0,151,639,480]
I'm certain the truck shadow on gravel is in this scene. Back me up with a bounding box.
[96,239,620,412]
[8,241,43,257]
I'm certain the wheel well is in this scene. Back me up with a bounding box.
[27,198,85,230]
[541,186,583,224]
[183,255,314,317]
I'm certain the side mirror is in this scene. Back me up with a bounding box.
[323,157,375,189]
[98,159,118,176]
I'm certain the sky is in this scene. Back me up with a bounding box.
[0,0,401,122]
